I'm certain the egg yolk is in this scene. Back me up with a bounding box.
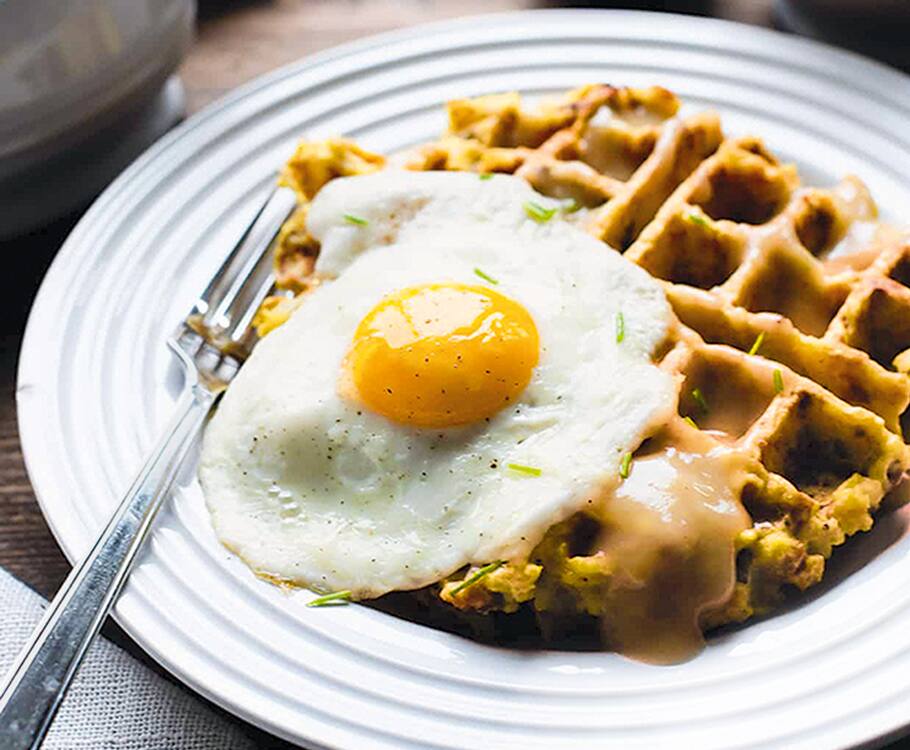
[344,283,539,428]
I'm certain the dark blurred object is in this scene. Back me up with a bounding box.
[536,0,774,26]
[776,0,910,70]
[547,0,712,11]
[0,213,79,335]
[195,0,273,22]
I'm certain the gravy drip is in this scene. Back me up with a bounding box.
[595,421,752,663]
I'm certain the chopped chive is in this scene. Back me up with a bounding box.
[619,452,633,479]
[687,211,710,228]
[562,198,581,214]
[451,561,504,596]
[615,311,625,343]
[773,369,784,393]
[343,213,368,226]
[473,267,499,285]
[478,172,494,180]
[507,462,542,477]
[524,201,558,223]
[691,387,709,414]
[307,590,352,607]
[748,331,765,357]
[683,415,699,429]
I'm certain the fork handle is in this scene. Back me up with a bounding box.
[0,384,215,750]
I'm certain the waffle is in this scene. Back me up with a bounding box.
[262,84,910,646]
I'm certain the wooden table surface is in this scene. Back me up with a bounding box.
[8,0,909,746]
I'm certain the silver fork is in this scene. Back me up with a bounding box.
[0,185,298,750]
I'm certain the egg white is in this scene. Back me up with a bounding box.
[199,171,677,597]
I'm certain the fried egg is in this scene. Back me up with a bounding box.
[199,171,677,598]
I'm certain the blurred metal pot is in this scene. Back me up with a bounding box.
[0,0,195,236]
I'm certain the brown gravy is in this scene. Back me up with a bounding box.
[594,421,752,663]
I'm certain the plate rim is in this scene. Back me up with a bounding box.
[16,9,910,749]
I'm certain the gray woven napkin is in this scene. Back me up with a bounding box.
[0,567,257,749]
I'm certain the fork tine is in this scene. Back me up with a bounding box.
[176,181,300,385]
[227,272,278,345]
[193,185,297,325]
[191,185,275,319]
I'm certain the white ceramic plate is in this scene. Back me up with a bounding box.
[18,10,910,749]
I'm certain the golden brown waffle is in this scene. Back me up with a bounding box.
[262,84,910,645]
[626,138,910,431]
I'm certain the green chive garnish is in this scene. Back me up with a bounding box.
[478,172,494,180]
[307,590,352,607]
[343,213,368,226]
[773,369,784,393]
[524,201,557,223]
[615,311,625,343]
[687,211,709,228]
[474,267,499,285]
[451,561,504,596]
[691,387,709,414]
[619,452,633,479]
[683,416,699,429]
[507,463,542,477]
[748,332,765,357]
